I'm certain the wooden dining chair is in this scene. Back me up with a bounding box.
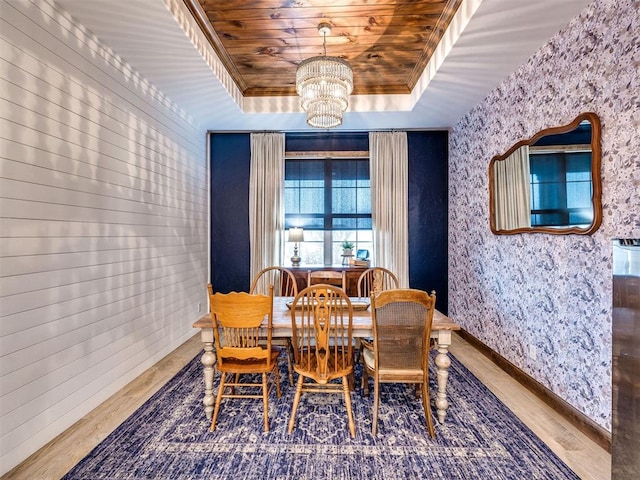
[250,266,299,298]
[357,267,399,297]
[209,286,281,432]
[307,270,346,291]
[250,266,298,386]
[361,289,437,437]
[288,284,356,437]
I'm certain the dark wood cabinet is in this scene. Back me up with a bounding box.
[288,265,367,297]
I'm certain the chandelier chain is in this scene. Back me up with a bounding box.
[323,30,327,57]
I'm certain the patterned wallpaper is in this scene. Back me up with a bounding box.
[448,0,639,431]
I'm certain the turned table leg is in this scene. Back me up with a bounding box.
[199,331,216,420]
[434,331,452,424]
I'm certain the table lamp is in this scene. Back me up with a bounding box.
[288,227,304,267]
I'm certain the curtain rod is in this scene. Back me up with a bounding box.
[206,128,448,134]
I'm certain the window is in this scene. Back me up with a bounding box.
[529,151,593,227]
[285,156,372,265]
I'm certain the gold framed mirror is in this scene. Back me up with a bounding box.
[489,112,602,235]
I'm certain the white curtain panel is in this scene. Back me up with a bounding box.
[494,145,531,230]
[249,133,285,283]
[369,132,409,287]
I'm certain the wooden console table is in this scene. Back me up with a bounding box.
[288,265,367,296]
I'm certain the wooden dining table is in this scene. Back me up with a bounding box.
[192,296,461,424]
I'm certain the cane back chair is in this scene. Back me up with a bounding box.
[362,288,437,437]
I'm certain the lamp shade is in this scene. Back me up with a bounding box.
[288,227,304,243]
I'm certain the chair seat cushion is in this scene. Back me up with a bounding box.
[362,347,375,370]
[362,348,424,376]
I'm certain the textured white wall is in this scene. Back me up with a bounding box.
[0,0,208,473]
[448,0,639,431]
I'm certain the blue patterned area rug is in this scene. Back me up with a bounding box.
[63,353,579,480]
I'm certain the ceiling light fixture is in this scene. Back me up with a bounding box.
[296,23,353,129]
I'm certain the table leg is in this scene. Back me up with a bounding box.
[434,331,452,423]
[200,336,216,420]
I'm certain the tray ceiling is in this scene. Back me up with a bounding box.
[185,0,462,97]
[54,0,594,130]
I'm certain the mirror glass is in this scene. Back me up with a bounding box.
[489,112,602,235]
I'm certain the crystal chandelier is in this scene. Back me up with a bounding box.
[296,23,353,129]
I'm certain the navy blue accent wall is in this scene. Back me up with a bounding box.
[407,131,449,314]
[209,131,449,312]
[210,134,251,293]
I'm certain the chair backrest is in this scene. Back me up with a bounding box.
[290,285,354,384]
[209,287,274,367]
[250,266,298,297]
[307,270,346,291]
[370,289,436,373]
[357,267,399,297]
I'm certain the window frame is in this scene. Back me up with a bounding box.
[284,151,371,265]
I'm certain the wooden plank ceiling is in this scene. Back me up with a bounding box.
[185,0,462,96]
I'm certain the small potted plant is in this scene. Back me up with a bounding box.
[342,240,355,256]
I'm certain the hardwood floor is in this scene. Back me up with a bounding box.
[4,333,611,480]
